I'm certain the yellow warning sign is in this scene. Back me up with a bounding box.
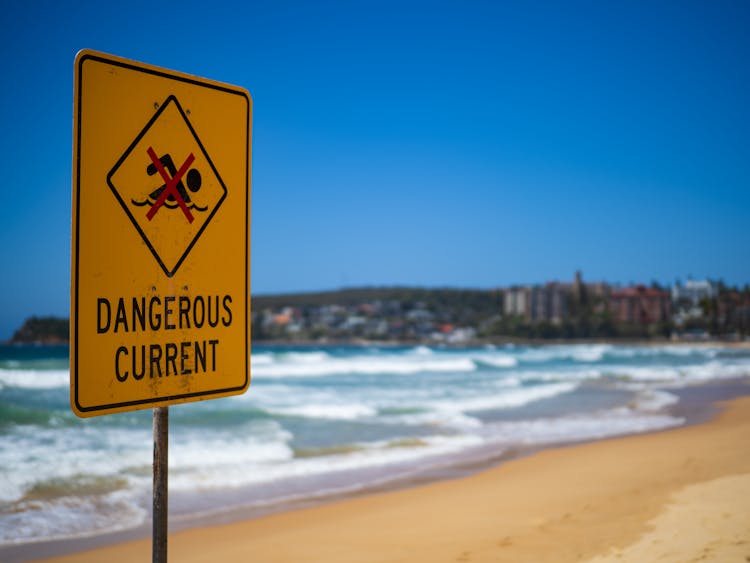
[71,50,252,417]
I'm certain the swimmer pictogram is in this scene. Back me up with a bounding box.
[107,95,228,277]
[130,148,208,223]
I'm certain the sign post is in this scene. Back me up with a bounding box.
[71,50,252,561]
[153,407,168,563]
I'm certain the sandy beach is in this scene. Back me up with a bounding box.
[31,391,750,563]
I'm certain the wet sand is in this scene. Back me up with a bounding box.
[30,393,750,563]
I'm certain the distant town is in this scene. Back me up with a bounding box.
[251,273,750,344]
[9,272,750,345]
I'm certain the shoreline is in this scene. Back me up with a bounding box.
[4,338,749,348]
[16,379,750,563]
[253,337,750,348]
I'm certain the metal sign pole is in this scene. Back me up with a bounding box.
[153,406,168,563]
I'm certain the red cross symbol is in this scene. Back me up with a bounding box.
[145,146,195,223]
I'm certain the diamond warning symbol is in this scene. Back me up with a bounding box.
[107,95,227,277]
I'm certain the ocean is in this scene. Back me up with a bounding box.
[1,342,749,554]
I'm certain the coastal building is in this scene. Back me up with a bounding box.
[671,279,719,326]
[503,283,568,325]
[572,270,584,304]
[718,291,750,334]
[504,286,530,318]
[534,283,568,324]
[609,286,672,325]
[672,279,719,305]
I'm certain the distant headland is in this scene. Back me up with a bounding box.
[10,316,69,345]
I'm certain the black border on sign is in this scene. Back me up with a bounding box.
[73,52,251,415]
[106,95,228,278]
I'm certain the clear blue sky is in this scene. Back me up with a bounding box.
[0,0,748,339]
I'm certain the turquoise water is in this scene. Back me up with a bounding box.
[1,343,749,546]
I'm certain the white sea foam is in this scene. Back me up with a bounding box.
[250,353,274,366]
[280,351,331,363]
[271,403,378,420]
[252,355,477,378]
[681,360,750,381]
[517,344,612,363]
[483,411,684,447]
[412,345,434,356]
[599,360,750,384]
[519,368,603,383]
[242,385,380,419]
[608,345,720,359]
[513,343,724,365]
[493,375,523,388]
[569,344,613,362]
[374,383,579,431]
[248,345,746,381]
[170,443,294,492]
[172,433,485,492]
[473,353,519,368]
[432,383,578,414]
[1,432,480,544]
[0,489,148,545]
[0,425,152,504]
[631,389,679,412]
[0,368,69,389]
